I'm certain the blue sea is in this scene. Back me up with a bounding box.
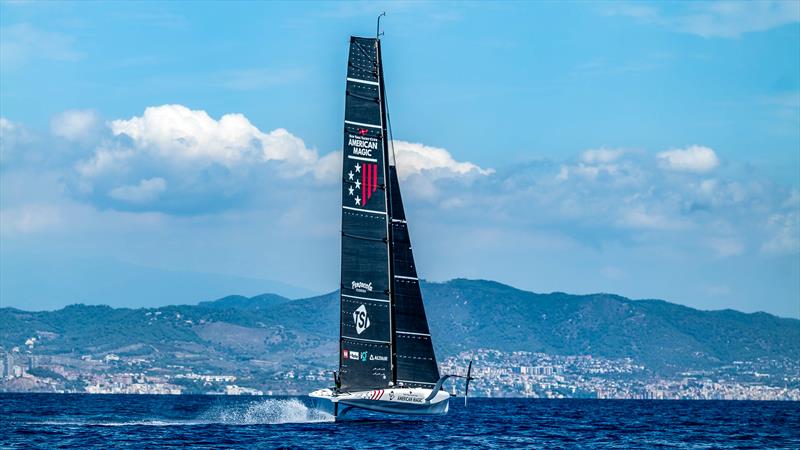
[1,394,798,449]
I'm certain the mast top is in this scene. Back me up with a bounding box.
[377,12,386,39]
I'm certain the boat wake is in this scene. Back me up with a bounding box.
[202,398,334,424]
[30,398,334,427]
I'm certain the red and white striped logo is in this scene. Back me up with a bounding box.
[346,162,378,207]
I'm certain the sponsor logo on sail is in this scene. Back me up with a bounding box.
[351,281,373,292]
[353,304,371,334]
[361,351,368,362]
[369,354,388,362]
[348,350,360,360]
[346,161,378,207]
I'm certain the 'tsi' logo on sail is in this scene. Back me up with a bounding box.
[353,304,370,334]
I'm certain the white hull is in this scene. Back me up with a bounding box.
[309,387,450,416]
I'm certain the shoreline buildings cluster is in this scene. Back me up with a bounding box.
[2,345,797,400]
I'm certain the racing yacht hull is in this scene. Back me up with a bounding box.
[309,388,450,416]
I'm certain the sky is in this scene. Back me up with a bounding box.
[1,1,798,317]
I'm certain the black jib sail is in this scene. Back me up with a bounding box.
[389,166,441,388]
[338,36,438,392]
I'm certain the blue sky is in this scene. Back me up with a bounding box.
[1,1,798,317]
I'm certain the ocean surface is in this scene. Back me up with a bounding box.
[1,394,798,449]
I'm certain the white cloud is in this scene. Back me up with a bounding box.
[108,177,167,204]
[580,148,626,164]
[619,208,689,231]
[555,148,640,182]
[70,104,332,212]
[50,109,100,142]
[0,23,84,69]
[0,117,34,164]
[109,104,316,170]
[0,203,62,234]
[761,212,800,255]
[708,237,745,257]
[657,145,719,173]
[1,117,20,161]
[313,151,341,183]
[674,1,800,38]
[603,1,800,38]
[69,105,489,213]
[392,140,492,180]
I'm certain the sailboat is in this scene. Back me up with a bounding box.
[309,19,473,417]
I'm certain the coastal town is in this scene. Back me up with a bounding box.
[3,344,798,401]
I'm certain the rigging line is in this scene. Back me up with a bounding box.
[382,59,397,166]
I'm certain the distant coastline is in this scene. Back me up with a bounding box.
[2,279,798,401]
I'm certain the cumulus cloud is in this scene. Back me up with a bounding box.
[555,148,640,182]
[108,177,167,204]
[64,105,491,213]
[8,106,797,264]
[657,145,719,173]
[50,109,100,142]
[69,105,329,212]
[392,140,492,180]
[108,104,317,170]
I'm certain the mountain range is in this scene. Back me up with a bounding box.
[2,279,798,378]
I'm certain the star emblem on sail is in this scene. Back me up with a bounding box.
[350,162,378,207]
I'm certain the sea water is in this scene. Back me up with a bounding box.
[1,393,798,448]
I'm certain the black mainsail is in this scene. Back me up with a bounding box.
[338,36,439,392]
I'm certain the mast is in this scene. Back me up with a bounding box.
[375,35,398,386]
